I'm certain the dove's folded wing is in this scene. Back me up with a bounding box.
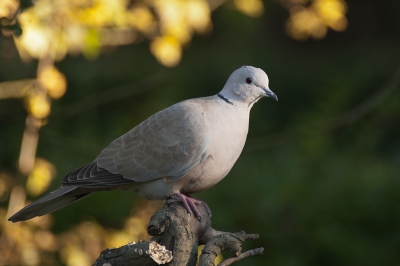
[62,101,210,187]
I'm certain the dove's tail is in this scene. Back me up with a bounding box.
[8,186,92,222]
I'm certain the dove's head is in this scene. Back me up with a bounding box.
[220,66,277,107]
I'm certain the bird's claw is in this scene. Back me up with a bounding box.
[168,193,212,220]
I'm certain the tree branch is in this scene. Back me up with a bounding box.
[93,202,264,265]
[199,231,262,266]
[218,248,264,266]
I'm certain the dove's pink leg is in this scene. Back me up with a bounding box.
[168,193,212,219]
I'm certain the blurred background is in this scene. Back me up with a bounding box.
[0,0,400,265]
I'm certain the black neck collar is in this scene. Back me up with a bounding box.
[217,93,234,105]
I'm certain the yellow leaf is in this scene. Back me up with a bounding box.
[150,36,182,67]
[34,230,58,251]
[26,158,56,197]
[17,26,50,59]
[129,4,156,34]
[106,230,132,248]
[38,66,67,99]
[26,93,51,119]
[186,0,211,33]
[286,6,327,41]
[234,0,264,18]
[313,0,348,31]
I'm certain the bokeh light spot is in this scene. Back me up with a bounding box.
[150,36,182,67]
[38,65,67,99]
[234,0,265,18]
[26,158,56,197]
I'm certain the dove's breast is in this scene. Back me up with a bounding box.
[136,97,251,199]
[178,98,250,194]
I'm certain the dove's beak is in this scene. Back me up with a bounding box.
[262,87,278,102]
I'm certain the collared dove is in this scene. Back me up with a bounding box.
[9,66,277,222]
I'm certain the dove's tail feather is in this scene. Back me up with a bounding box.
[8,186,92,222]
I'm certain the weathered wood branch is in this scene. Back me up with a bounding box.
[93,202,263,266]
[199,231,264,266]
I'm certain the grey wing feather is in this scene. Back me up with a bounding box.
[62,162,134,188]
[8,186,92,222]
[93,100,210,183]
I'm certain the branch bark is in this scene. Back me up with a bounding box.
[93,202,263,266]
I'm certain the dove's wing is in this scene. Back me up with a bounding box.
[62,101,210,187]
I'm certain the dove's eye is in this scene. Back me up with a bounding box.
[245,77,253,84]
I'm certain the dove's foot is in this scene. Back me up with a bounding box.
[167,193,212,220]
